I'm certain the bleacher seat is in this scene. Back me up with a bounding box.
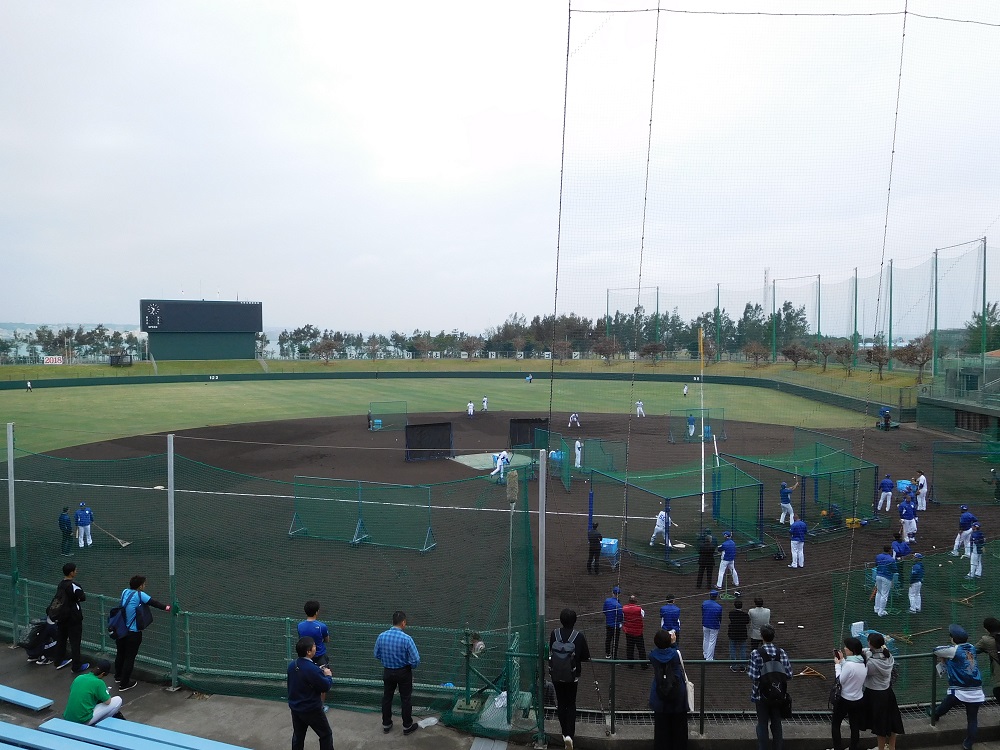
[39,718,164,750]
[97,717,251,750]
[0,720,95,750]
[0,685,53,712]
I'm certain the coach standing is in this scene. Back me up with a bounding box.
[374,610,421,736]
[788,518,807,569]
[288,637,333,750]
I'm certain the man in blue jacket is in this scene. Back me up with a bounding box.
[877,474,894,515]
[58,507,73,556]
[288,636,333,750]
[660,594,681,640]
[701,590,723,660]
[874,546,897,617]
[908,552,924,614]
[968,523,985,580]
[931,624,986,748]
[952,506,979,558]
[788,518,807,569]
[603,586,623,659]
[716,531,739,589]
[899,494,917,542]
[74,501,94,548]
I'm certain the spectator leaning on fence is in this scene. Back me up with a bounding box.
[931,624,986,750]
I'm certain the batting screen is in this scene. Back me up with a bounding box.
[508,417,548,449]
[404,422,454,462]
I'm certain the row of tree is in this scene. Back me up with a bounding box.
[0,325,143,360]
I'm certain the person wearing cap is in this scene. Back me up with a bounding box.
[891,532,911,561]
[587,523,603,575]
[660,595,681,641]
[908,553,925,614]
[831,636,867,750]
[873,546,896,618]
[64,659,123,725]
[952,505,978,558]
[114,575,171,691]
[622,595,648,669]
[877,474,894,515]
[289,636,334,749]
[574,438,582,469]
[778,480,799,525]
[715,531,739,590]
[602,586,624,659]
[788,517,807,569]
[696,531,715,589]
[931,624,986,748]
[650,505,677,548]
[701,590,723,661]
[898,493,917,543]
[58,506,73,557]
[967,523,985,580]
[914,469,928,511]
[74,501,94,548]
[974,617,1000,702]
[982,468,1000,505]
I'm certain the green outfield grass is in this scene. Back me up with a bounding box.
[0,377,869,454]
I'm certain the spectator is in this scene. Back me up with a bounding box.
[862,632,904,750]
[373,610,421,735]
[298,600,331,711]
[602,586,623,659]
[53,562,88,673]
[832,636,867,750]
[288,636,333,750]
[931,624,986,749]
[549,608,591,750]
[622,595,648,669]
[649,629,689,750]
[696,532,715,589]
[114,575,171,691]
[728,598,751,673]
[749,598,771,651]
[587,523,602,575]
[701,590,722,661]
[64,659,122,726]
[749,624,792,750]
[974,617,1000,702]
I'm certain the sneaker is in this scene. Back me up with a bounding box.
[118,680,138,691]
[649,541,655,547]
[605,653,612,660]
[964,574,975,579]
[35,656,53,666]
[950,550,960,557]
[323,705,329,713]
[25,656,38,663]
[382,724,393,734]
[403,723,419,736]
[73,662,90,673]
[56,659,72,670]
[564,737,574,750]
[787,564,796,568]
[730,665,739,672]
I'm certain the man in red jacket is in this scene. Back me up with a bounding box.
[622,595,648,669]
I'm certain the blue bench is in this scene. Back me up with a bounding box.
[38,718,166,750]
[0,685,53,712]
[97,717,251,750]
[0,720,96,750]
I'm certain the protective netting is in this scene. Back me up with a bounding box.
[931,440,1000,506]
[668,408,726,444]
[369,401,407,432]
[0,449,539,739]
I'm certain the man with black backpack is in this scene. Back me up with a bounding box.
[549,608,591,750]
[748,624,792,750]
[51,562,88,673]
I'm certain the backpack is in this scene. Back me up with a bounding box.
[46,585,71,622]
[549,629,579,683]
[654,658,683,704]
[107,591,138,641]
[757,647,791,712]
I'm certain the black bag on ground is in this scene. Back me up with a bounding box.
[549,630,579,683]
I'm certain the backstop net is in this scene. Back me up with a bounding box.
[931,439,1000,506]
[369,400,407,431]
[509,417,548,450]
[588,459,763,569]
[832,543,999,707]
[535,429,571,492]
[581,437,627,473]
[1,447,539,741]
[404,422,454,462]
[667,408,726,443]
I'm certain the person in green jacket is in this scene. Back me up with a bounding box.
[64,659,122,725]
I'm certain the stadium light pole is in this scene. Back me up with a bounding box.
[7,423,18,643]
[983,237,988,384]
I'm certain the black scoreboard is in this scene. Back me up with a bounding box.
[139,300,262,333]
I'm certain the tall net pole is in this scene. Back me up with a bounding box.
[7,423,18,642]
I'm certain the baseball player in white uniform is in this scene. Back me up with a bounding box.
[635,401,645,417]
[574,439,583,469]
[482,395,488,412]
[914,470,928,511]
[489,450,510,480]
[568,413,581,428]
[649,508,677,547]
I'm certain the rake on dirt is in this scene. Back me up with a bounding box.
[94,523,131,548]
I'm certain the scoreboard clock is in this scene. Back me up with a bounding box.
[139,300,262,333]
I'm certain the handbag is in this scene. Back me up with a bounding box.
[134,599,154,631]
[677,651,696,711]
[829,678,842,708]
[107,591,137,641]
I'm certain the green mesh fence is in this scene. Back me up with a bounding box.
[1,449,539,741]
[536,429,571,492]
[588,459,763,568]
[369,400,408,431]
[290,477,436,551]
[667,408,726,444]
[832,543,999,706]
[581,437,626,473]
[931,440,1000,506]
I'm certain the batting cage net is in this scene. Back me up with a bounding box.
[0,446,539,741]
[509,417,548,450]
[668,408,726,444]
[535,429,572,492]
[931,439,1000,506]
[832,543,1000,707]
[369,400,407,431]
[588,459,764,568]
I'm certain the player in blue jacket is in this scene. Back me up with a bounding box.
[877,474,894,514]
[898,493,917,542]
[952,505,978,558]
[602,586,623,659]
[967,523,985,580]
[715,531,739,589]
[660,594,681,638]
[908,552,924,614]
[788,518,807,569]
[778,480,799,524]
[891,532,911,560]
[74,502,94,548]
[873,546,897,617]
[701,590,723,660]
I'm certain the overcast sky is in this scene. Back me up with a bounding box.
[3,1,1000,338]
